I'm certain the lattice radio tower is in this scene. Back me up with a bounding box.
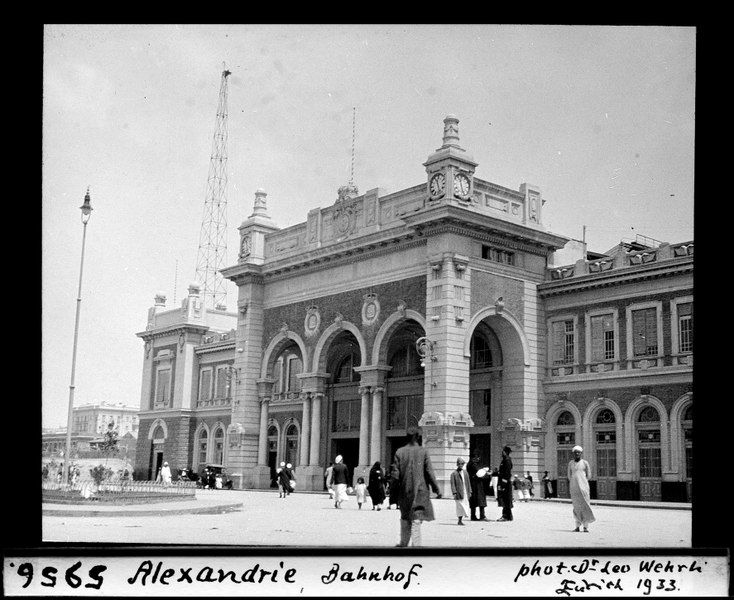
[195,65,232,309]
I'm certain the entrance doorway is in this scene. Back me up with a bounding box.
[150,445,163,481]
[469,433,492,467]
[331,438,359,483]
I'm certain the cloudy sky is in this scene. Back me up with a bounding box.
[42,24,695,427]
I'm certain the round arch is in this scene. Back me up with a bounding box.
[624,395,670,475]
[267,418,282,464]
[464,306,531,367]
[669,392,693,476]
[544,401,583,480]
[581,398,625,481]
[147,418,168,440]
[282,417,301,467]
[193,422,211,466]
[211,421,227,465]
[261,330,309,380]
[312,320,368,374]
[371,309,426,366]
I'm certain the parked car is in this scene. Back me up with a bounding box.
[199,464,233,490]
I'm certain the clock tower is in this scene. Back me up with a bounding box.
[423,115,478,205]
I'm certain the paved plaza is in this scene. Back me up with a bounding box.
[43,489,691,548]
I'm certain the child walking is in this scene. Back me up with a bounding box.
[355,477,367,509]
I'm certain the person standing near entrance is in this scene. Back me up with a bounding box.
[497,446,514,521]
[542,470,553,499]
[568,445,595,532]
[392,426,442,546]
[160,462,172,485]
[331,455,349,508]
[367,461,386,510]
[467,454,490,521]
[450,457,471,526]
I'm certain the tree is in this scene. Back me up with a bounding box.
[100,422,119,466]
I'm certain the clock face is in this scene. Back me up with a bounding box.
[429,173,446,196]
[454,173,470,197]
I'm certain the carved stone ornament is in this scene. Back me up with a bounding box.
[240,233,252,258]
[238,299,249,316]
[304,306,321,338]
[178,332,185,352]
[362,293,380,326]
[144,341,151,358]
[333,184,359,240]
[333,312,344,329]
[396,300,407,317]
[280,322,289,337]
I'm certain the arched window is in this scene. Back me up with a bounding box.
[388,344,421,378]
[555,410,576,498]
[197,429,208,467]
[287,356,303,393]
[636,406,661,486]
[596,408,616,424]
[285,423,299,466]
[213,428,224,464]
[470,333,493,369]
[638,406,660,423]
[272,360,283,395]
[335,353,355,383]
[593,408,617,497]
[557,411,575,426]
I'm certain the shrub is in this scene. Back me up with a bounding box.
[89,464,113,487]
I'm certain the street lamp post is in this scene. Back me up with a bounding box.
[61,189,93,488]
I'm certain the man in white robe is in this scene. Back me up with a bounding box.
[450,457,472,525]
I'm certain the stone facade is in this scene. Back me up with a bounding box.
[133,116,693,502]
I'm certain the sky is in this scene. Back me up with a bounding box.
[42,24,695,428]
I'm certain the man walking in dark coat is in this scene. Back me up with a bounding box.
[497,445,514,521]
[467,453,490,521]
[392,427,442,547]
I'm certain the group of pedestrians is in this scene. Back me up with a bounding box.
[274,429,595,546]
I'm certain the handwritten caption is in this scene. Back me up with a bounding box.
[3,554,727,596]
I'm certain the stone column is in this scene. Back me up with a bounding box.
[300,393,311,467]
[309,393,322,466]
[370,386,384,465]
[358,386,371,466]
[257,398,269,466]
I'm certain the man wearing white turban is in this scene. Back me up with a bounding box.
[568,446,595,532]
[331,455,349,508]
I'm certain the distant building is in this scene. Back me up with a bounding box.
[134,116,692,501]
[43,402,139,463]
[72,401,139,437]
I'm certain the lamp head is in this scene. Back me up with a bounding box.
[80,188,93,223]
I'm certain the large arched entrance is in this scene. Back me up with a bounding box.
[325,330,362,481]
[383,319,425,464]
[464,308,530,476]
[468,323,503,469]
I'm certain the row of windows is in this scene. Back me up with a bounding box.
[481,245,515,265]
[198,364,233,402]
[549,298,692,366]
[555,406,692,479]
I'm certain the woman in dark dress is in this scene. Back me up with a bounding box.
[367,461,386,510]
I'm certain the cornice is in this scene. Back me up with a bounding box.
[538,258,694,297]
[136,323,210,341]
[402,204,568,254]
[261,234,427,282]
